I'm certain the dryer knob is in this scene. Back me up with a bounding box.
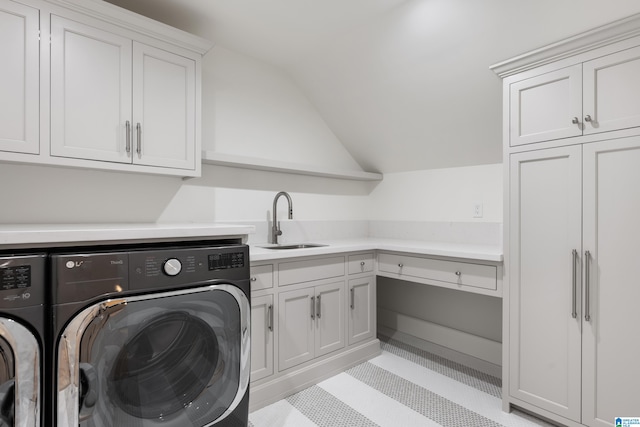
[163,258,182,276]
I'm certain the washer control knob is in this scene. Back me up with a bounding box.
[163,258,182,276]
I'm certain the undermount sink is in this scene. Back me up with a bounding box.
[258,243,328,250]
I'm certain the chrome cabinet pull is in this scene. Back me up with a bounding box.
[398,263,403,268]
[350,288,355,309]
[316,295,321,319]
[584,115,593,122]
[250,277,257,282]
[585,250,591,322]
[360,261,365,271]
[136,123,141,156]
[125,120,131,155]
[571,249,578,319]
[572,117,579,125]
[455,271,462,277]
[310,296,315,320]
[267,304,273,331]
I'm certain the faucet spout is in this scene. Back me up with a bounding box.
[272,191,293,244]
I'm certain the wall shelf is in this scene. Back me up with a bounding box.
[202,151,383,181]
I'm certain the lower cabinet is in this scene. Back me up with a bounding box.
[278,281,345,371]
[249,253,380,411]
[348,276,375,345]
[250,294,274,382]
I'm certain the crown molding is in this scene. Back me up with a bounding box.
[490,13,640,78]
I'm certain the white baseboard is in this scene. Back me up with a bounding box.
[377,308,502,372]
[249,339,381,412]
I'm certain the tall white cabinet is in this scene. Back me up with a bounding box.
[494,14,640,427]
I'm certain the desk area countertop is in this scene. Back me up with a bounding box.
[249,238,502,263]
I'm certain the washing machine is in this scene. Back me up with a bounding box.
[0,253,46,427]
[49,243,250,427]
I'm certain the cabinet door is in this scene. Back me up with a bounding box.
[50,15,132,163]
[583,46,640,136]
[315,282,345,357]
[250,295,274,382]
[0,0,39,154]
[582,137,640,427]
[509,65,582,146]
[132,42,195,170]
[348,277,375,346]
[278,287,314,371]
[509,146,582,420]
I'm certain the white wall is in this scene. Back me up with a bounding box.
[367,163,502,222]
[202,46,364,172]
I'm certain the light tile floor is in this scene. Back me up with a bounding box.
[249,335,556,427]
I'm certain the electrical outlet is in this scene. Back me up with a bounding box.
[473,203,483,218]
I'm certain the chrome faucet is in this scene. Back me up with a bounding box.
[272,191,293,244]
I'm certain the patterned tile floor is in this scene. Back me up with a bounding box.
[249,335,556,427]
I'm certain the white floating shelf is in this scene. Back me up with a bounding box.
[202,152,383,181]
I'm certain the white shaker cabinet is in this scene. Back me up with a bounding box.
[50,14,197,172]
[509,146,583,420]
[509,45,640,147]
[0,0,39,154]
[348,276,375,346]
[509,138,640,426]
[250,294,274,382]
[278,281,345,371]
[496,17,640,427]
[581,138,640,427]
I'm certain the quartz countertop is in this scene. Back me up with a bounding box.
[250,238,502,263]
[0,223,255,249]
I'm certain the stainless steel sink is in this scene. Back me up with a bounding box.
[258,243,328,250]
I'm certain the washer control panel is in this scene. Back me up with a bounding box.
[0,254,45,307]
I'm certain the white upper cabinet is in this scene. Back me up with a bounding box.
[133,42,196,170]
[50,15,197,172]
[0,0,39,154]
[582,46,640,136]
[510,66,583,146]
[50,16,132,163]
[0,0,210,177]
[509,45,640,147]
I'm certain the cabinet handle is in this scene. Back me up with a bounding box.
[571,117,579,125]
[350,287,355,309]
[455,271,462,277]
[360,261,365,271]
[136,122,142,156]
[125,121,131,155]
[584,250,591,322]
[584,115,593,123]
[316,295,322,319]
[267,304,273,331]
[250,277,257,282]
[310,296,315,320]
[571,249,578,319]
[398,263,403,268]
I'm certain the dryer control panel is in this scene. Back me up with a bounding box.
[0,254,45,308]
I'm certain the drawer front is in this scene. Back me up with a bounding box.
[348,253,374,275]
[250,264,274,291]
[378,253,497,290]
[279,256,345,286]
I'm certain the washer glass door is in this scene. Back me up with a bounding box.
[57,284,249,427]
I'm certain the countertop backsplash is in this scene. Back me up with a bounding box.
[230,220,501,247]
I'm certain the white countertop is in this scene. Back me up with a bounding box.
[250,238,503,262]
[0,223,255,248]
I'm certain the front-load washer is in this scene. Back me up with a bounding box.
[49,243,250,427]
[0,253,46,427]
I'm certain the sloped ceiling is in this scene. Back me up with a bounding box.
[105,0,640,173]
